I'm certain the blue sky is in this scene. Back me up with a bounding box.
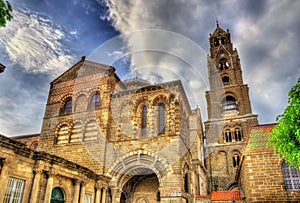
[0,0,299,136]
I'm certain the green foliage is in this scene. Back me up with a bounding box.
[269,77,300,168]
[0,0,13,27]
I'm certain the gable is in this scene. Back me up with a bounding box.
[51,59,114,84]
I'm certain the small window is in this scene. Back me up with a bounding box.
[232,155,240,167]
[63,98,72,114]
[141,106,147,137]
[218,58,230,70]
[90,92,100,109]
[158,103,165,134]
[214,38,219,47]
[222,96,237,113]
[224,130,232,143]
[4,177,25,203]
[51,187,64,203]
[222,76,230,86]
[234,129,242,141]
[33,143,38,151]
[184,174,189,193]
[221,37,226,45]
[282,163,300,190]
[156,191,161,201]
[84,194,92,203]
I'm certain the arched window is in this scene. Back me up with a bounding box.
[141,106,147,137]
[232,155,240,167]
[89,92,100,109]
[156,191,161,201]
[158,103,165,134]
[50,187,64,203]
[222,76,230,86]
[221,37,226,45]
[222,96,237,113]
[282,163,300,190]
[184,173,189,193]
[31,142,38,151]
[224,130,232,143]
[234,129,242,141]
[63,98,72,114]
[214,38,219,47]
[218,58,230,70]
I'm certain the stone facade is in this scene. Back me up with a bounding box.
[35,56,206,202]
[204,23,258,192]
[0,134,109,203]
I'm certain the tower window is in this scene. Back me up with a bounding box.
[224,130,232,143]
[232,155,240,167]
[222,76,230,86]
[282,163,300,190]
[158,103,165,134]
[218,58,230,70]
[222,96,237,113]
[221,37,226,45]
[214,38,219,47]
[89,92,100,109]
[141,105,147,137]
[63,98,72,114]
[234,129,242,141]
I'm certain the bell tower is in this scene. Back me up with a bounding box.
[204,22,258,192]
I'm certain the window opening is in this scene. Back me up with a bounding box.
[158,103,165,134]
[141,106,147,137]
[282,163,300,190]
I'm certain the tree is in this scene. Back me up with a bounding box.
[269,77,300,168]
[0,0,13,27]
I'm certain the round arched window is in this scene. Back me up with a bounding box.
[50,187,64,203]
[222,96,237,113]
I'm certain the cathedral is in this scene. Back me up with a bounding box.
[0,24,299,203]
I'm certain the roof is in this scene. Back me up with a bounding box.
[211,22,227,37]
[123,77,151,88]
[211,191,242,201]
[244,124,276,152]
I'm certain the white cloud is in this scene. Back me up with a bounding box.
[0,8,75,77]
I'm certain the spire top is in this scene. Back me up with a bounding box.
[216,18,219,27]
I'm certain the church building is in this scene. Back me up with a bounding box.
[0,23,299,203]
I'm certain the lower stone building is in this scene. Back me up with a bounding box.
[236,124,300,202]
[0,134,109,203]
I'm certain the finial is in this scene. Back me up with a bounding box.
[216,18,219,27]
[81,56,86,61]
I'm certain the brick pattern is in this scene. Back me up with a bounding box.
[240,125,300,202]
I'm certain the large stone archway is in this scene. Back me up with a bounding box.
[120,169,159,203]
[107,151,171,203]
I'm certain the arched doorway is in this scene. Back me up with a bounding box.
[50,187,64,203]
[120,169,159,203]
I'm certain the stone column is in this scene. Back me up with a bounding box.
[44,172,54,203]
[111,187,121,203]
[72,179,81,203]
[79,181,87,203]
[95,182,101,203]
[30,168,43,203]
[101,188,107,203]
